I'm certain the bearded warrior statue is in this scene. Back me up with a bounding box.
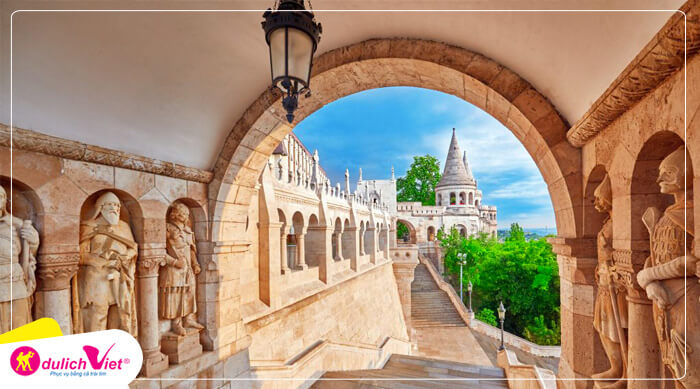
[591,175,628,389]
[637,146,699,388]
[0,186,39,333]
[73,192,138,336]
[159,202,203,336]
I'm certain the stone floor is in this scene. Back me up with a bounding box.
[312,354,509,389]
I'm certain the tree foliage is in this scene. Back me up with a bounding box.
[396,155,441,206]
[439,223,561,345]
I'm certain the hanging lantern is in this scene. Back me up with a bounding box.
[262,0,322,123]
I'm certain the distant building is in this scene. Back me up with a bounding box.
[393,128,498,243]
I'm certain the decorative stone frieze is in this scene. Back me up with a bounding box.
[567,1,700,147]
[0,124,213,183]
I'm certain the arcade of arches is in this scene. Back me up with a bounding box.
[1,1,699,388]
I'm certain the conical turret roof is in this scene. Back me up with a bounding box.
[436,128,475,188]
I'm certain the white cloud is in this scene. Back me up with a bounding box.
[488,176,549,201]
[417,112,540,178]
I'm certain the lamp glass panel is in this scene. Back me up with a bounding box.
[269,28,287,91]
[287,27,313,84]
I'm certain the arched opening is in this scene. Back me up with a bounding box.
[475,199,480,208]
[628,131,689,380]
[459,192,466,205]
[396,219,417,244]
[437,193,442,206]
[213,39,579,246]
[455,224,467,237]
[468,192,474,205]
[209,38,581,374]
[427,226,436,241]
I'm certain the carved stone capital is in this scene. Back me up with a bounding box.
[36,253,80,291]
[547,236,596,257]
[137,256,165,278]
[612,249,651,303]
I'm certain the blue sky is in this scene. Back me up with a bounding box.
[294,87,555,230]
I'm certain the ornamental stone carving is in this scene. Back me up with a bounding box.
[0,186,39,333]
[637,146,699,387]
[36,253,80,291]
[72,191,139,336]
[567,3,700,147]
[591,175,628,389]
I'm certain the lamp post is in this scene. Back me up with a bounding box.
[456,253,467,300]
[498,301,506,351]
[467,280,473,314]
[262,0,322,123]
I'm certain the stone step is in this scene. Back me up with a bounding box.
[312,354,508,389]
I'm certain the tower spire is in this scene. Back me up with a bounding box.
[436,128,475,188]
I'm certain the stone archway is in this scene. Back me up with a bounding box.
[206,38,584,375]
[210,38,581,242]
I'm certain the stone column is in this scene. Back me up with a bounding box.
[383,226,391,259]
[392,248,418,335]
[137,248,168,377]
[615,249,660,389]
[335,232,344,261]
[197,240,252,358]
[280,225,291,274]
[367,227,377,264]
[308,226,333,283]
[295,228,308,270]
[259,222,283,308]
[344,227,360,271]
[35,250,80,335]
[550,237,606,388]
[359,228,365,256]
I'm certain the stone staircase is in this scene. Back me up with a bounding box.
[411,263,465,328]
[312,354,509,388]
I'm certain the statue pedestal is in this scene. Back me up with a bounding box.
[141,349,169,377]
[161,329,203,364]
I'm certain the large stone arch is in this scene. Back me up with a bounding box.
[210,38,582,243]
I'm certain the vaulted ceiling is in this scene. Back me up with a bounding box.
[0,0,685,169]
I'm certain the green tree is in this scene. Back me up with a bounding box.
[476,308,499,327]
[396,155,441,206]
[439,223,561,345]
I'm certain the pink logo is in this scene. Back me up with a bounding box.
[10,346,40,376]
[83,343,115,369]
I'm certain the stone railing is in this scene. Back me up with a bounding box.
[417,255,561,359]
[497,350,557,389]
[250,336,411,389]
